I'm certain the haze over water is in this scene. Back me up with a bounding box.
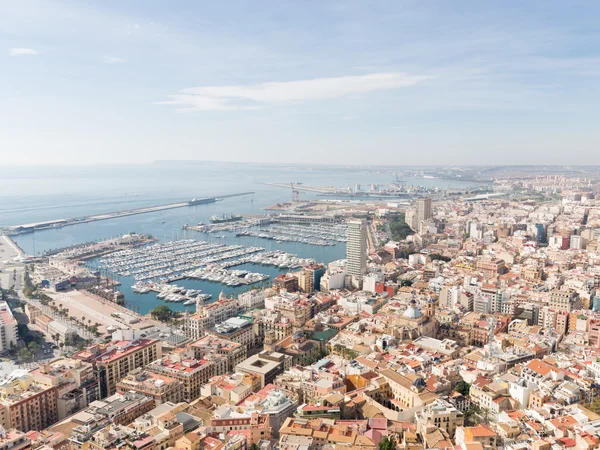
[2,163,477,313]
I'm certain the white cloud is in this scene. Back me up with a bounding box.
[8,48,37,56]
[157,72,430,112]
[103,55,125,64]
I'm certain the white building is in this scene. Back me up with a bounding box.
[346,220,366,280]
[362,273,384,293]
[570,234,584,250]
[0,302,17,353]
[238,289,272,310]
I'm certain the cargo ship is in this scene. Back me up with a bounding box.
[210,213,243,224]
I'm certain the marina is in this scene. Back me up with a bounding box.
[98,239,317,306]
[186,219,347,246]
[6,166,476,315]
[98,239,265,281]
[236,222,346,246]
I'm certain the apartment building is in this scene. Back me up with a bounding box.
[73,338,161,398]
[147,355,215,403]
[0,370,58,432]
[0,302,17,353]
[116,368,185,406]
[183,298,240,340]
[187,335,247,373]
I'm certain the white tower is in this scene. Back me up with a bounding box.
[346,220,367,280]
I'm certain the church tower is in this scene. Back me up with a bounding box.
[425,298,435,317]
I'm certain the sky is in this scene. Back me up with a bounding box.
[1,0,600,165]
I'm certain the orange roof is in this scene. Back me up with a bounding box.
[548,415,578,430]
[467,424,497,438]
[525,360,556,376]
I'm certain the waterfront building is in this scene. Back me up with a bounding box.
[346,220,366,283]
[183,297,241,340]
[297,264,326,293]
[0,302,17,353]
[272,274,299,292]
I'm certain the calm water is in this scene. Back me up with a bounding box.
[2,163,476,314]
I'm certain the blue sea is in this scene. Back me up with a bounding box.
[0,163,476,314]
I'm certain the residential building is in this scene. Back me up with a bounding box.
[147,355,215,403]
[273,274,299,293]
[346,220,367,281]
[183,297,241,340]
[116,368,185,406]
[205,317,255,351]
[0,370,58,432]
[416,198,432,233]
[32,357,99,420]
[298,264,326,293]
[455,425,498,449]
[0,429,31,450]
[416,399,464,438]
[73,338,161,398]
[0,303,17,353]
[187,335,247,373]
[549,287,581,312]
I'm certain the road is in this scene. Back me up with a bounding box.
[0,235,26,291]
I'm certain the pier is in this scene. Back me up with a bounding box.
[3,191,254,235]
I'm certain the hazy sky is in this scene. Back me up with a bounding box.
[2,1,600,165]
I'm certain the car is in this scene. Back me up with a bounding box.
[140,333,147,337]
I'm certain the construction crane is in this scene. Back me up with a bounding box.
[291,183,300,202]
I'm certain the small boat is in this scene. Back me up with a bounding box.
[184,299,196,306]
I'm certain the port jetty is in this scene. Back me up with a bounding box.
[3,192,254,235]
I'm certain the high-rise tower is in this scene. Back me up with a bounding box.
[416,198,432,232]
[346,220,367,279]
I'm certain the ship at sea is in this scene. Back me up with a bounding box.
[210,213,243,224]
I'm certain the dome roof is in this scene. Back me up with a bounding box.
[403,304,422,319]
[413,377,426,388]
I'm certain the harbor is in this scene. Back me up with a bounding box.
[3,191,254,235]
[235,222,347,246]
[184,217,347,246]
[97,239,317,305]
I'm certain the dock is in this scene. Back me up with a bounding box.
[4,192,254,235]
